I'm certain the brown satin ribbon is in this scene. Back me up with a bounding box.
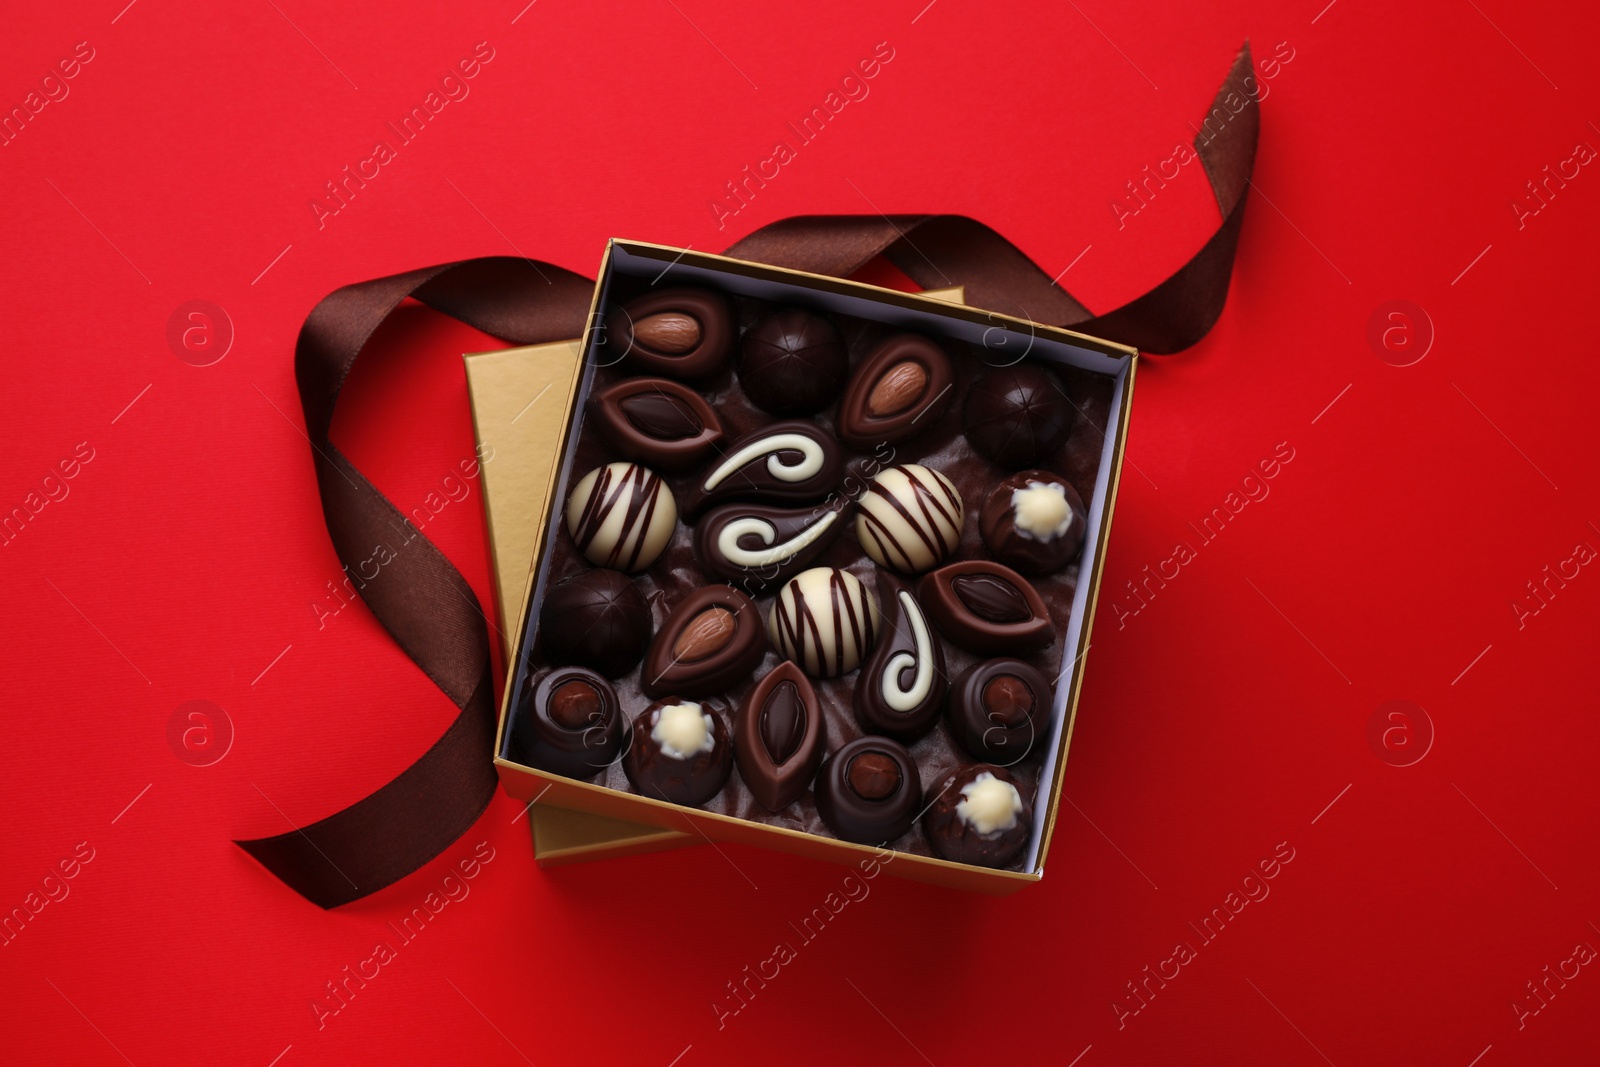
[239,42,1259,908]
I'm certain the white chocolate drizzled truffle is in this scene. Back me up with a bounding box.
[565,461,677,572]
[956,772,1023,835]
[767,567,882,677]
[1010,480,1073,541]
[855,464,964,574]
[651,701,714,760]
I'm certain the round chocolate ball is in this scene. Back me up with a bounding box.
[737,309,848,416]
[922,764,1032,868]
[623,698,734,807]
[946,658,1052,764]
[514,666,627,780]
[979,470,1087,574]
[815,736,921,845]
[962,365,1075,468]
[539,569,652,678]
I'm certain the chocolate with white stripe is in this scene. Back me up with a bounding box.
[767,566,882,678]
[564,461,677,572]
[854,580,946,741]
[855,463,965,575]
[693,499,851,590]
[684,420,842,518]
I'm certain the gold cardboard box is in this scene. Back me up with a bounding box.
[470,241,1136,892]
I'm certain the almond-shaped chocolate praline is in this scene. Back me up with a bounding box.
[736,308,848,416]
[588,377,726,471]
[836,334,956,450]
[946,658,1051,764]
[979,470,1087,574]
[854,580,946,741]
[603,287,735,379]
[735,662,827,811]
[684,420,843,518]
[922,764,1032,868]
[962,364,1075,469]
[641,585,767,699]
[514,667,627,780]
[815,736,922,845]
[918,559,1054,656]
[694,500,851,591]
[538,568,652,678]
[624,698,734,807]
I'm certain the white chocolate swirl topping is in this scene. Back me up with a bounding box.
[702,433,825,491]
[715,511,838,568]
[881,590,935,713]
[956,772,1022,835]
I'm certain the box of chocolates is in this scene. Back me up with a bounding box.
[488,240,1135,892]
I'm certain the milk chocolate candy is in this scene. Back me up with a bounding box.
[922,764,1031,868]
[946,658,1051,764]
[979,470,1086,574]
[736,308,849,416]
[735,661,827,811]
[767,567,882,678]
[565,461,677,572]
[515,667,627,780]
[641,586,767,698]
[685,420,842,517]
[815,736,921,845]
[588,377,726,470]
[538,568,652,678]
[918,559,1053,655]
[694,499,850,591]
[855,463,965,575]
[836,334,956,449]
[624,698,733,807]
[604,287,735,379]
[854,580,946,741]
[962,364,1075,468]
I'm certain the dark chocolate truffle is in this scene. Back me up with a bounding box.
[735,661,827,811]
[737,309,848,416]
[946,658,1052,764]
[604,287,735,378]
[539,569,652,678]
[624,698,734,807]
[515,667,627,780]
[962,364,1075,468]
[922,764,1032,868]
[815,736,921,845]
[979,470,1087,574]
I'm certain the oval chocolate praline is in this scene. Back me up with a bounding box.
[694,500,850,591]
[922,764,1032,868]
[538,569,652,678]
[854,580,946,741]
[514,666,627,780]
[918,559,1054,656]
[684,420,843,517]
[641,585,767,698]
[603,286,735,378]
[946,658,1052,763]
[979,470,1087,574]
[736,308,848,416]
[836,333,955,450]
[624,698,734,807]
[734,661,827,811]
[815,736,922,845]
[962,364,1075,468]
[588,377,726,470]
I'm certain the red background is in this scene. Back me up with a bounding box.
[3,1,1597,1063]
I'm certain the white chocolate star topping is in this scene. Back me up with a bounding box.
[1011,481,1072,541]
[652,702,714,760]
[956,772,1023,835]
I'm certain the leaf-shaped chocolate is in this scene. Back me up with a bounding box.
[734,661,826,811]
[588,377,725,471]
[641,586,767,699]
[917,560,1053,656]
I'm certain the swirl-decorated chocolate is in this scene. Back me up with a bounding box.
[564,461,677,571]
[686,420,843,517]
[767,566,882,678]
[693,501,849,589]
[854,463,965,575]
[854,583,946,741]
